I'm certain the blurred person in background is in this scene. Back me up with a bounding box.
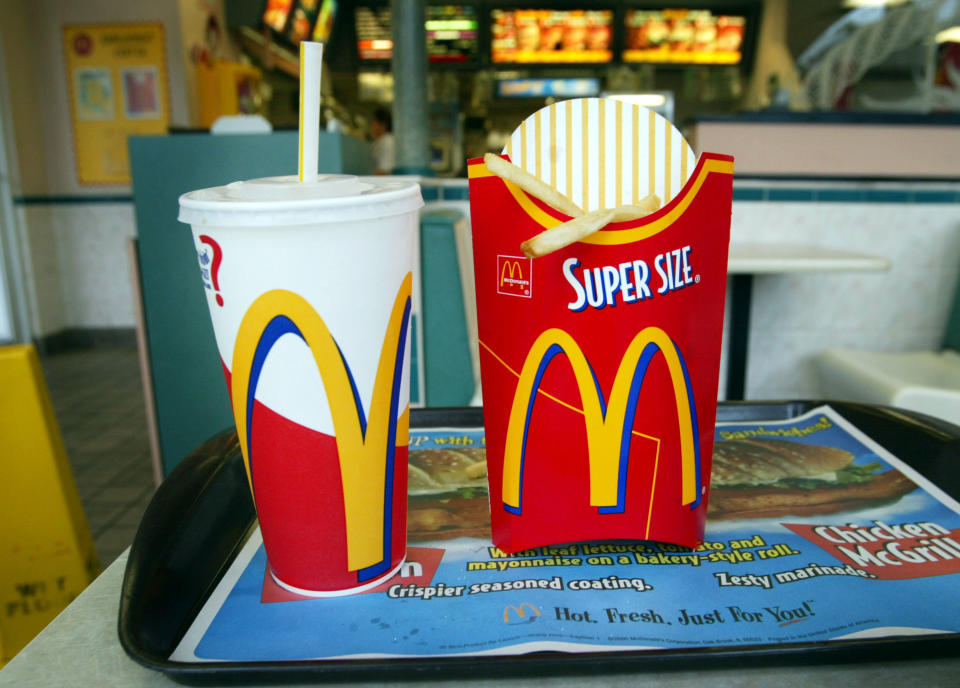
[371,107,395,174]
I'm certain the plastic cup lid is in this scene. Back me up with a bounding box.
[178,174,423,227]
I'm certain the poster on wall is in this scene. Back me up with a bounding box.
[63,23,170,185]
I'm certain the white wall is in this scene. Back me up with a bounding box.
[731,190,960,399]
[12,0,190,198]
[0,0,196,338]
[17,203,137,336]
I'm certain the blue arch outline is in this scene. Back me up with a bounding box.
[243,301,411,583]
[506,336,701,515]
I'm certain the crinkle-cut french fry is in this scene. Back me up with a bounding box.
[610,194,662,221]
[484,153,583,218]
[520,208,616,258]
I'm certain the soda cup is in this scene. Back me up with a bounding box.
[179,174,422,596]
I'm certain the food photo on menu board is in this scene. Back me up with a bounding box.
[426,4,479,64]
[263,0,294,33]
[287,0,321,45]
[355,5,392,60]
[491,9,613,63]
[624,9,745,64]
[353,4,480,64]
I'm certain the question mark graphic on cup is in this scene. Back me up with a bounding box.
[199,235,224,306]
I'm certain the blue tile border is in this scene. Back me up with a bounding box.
[814,189,867,202]
[441,186,469,200]
[913,191,959,203]
[864,189,912,203]
[767,188,816,202]
[15,195,134,205]
[732,188,765,201]
[16,184,960,208]
[730,187,959,204]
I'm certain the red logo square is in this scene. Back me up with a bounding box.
[497,255,532,298]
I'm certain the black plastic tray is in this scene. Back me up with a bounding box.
[119,402,960,684]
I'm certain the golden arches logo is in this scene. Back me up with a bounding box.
[231,273,412,579]
[500,260,524,286]
[503,326,702,514]
[504,603,541,624]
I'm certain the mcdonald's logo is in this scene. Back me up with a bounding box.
[504,602,541,624]
[503,326,702,515]
[500,259,524,285]
[231,273,412,583]
[497,255,532,298]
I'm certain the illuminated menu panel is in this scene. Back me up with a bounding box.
[355,5,478,63]
[623,9,745,65]
[263,0,294,33]
[286,0,321,45]
[490,9,613,64]
[311,0,338,43]
[355,6,392,60]
[426,5,478,63]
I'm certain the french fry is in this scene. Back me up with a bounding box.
[483,153,662,258]
[610,194,661,221]
[521,208,616,258]
[484,153,583,218]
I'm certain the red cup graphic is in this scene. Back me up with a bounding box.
[180,175,422,595]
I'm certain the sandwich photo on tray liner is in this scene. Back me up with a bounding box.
[400,411,922,545]
[468,97,733,553]
[408,444,490,541]
[168,405,960,665]
[709,435,917,521]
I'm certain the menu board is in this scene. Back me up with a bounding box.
[355,5,479,63]
[490,9,613,64]
[355,5,392,60]
[427,5,479,64]
[262,0,294,33]
[286,0,320,44]
[623,9,745,65]
[311,0,338,42]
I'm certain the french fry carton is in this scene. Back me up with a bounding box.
[468,98,733,553]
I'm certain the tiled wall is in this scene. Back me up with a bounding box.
[13,177,960,401]
[16,201,137,336]
[730,182,960,400]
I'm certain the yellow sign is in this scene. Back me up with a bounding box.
[503,326,702,515]
[0,345,99,665]
[63,23,170,185]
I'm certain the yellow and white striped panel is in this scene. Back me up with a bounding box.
[502,98,697,213]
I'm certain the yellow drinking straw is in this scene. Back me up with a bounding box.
[298,41,324,182]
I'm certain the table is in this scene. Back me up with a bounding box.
[1,550,959,688]
[724,243,891,400]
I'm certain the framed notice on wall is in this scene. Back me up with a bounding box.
[63,24,170,185]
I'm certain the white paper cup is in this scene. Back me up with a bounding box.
[179,175,422,596]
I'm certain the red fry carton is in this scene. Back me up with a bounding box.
[468,98,733,553]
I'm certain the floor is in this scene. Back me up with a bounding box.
[40,345,156,568]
